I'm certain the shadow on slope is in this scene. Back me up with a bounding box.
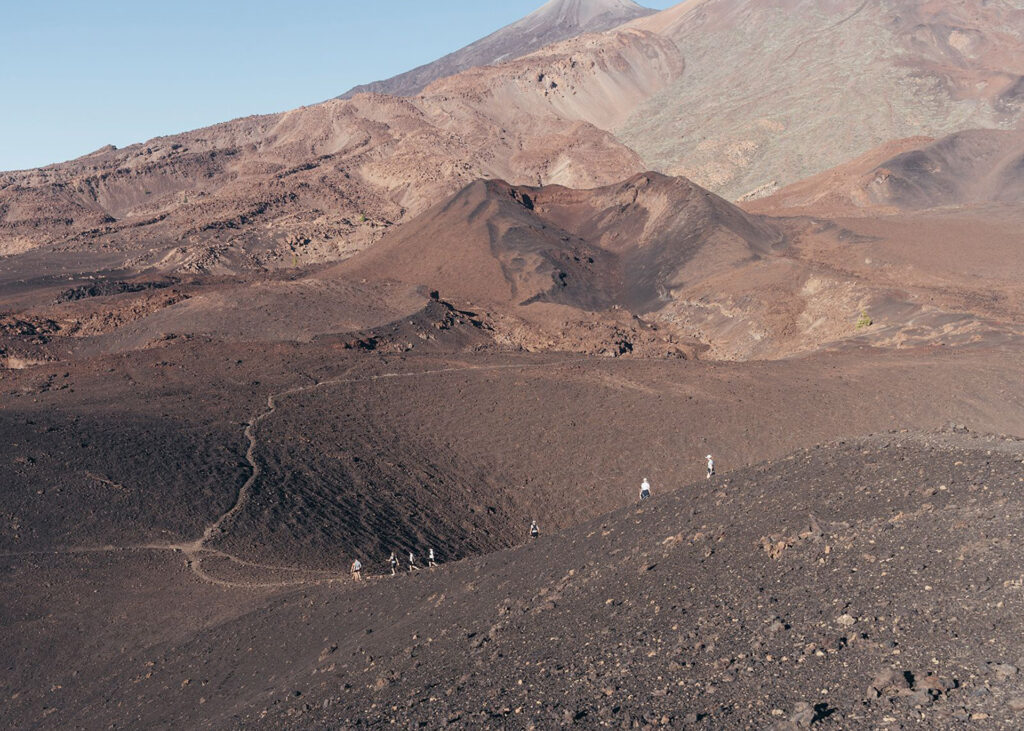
[332,172,782,314]
[27,431,1024,729]
[750,129,1024,214]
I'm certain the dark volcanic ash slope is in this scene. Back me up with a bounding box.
[19,430,1024,729]
[6,336,1006,578]
[5,336,1024,572]
[339,0,656,98]
[332,172,781,314]
[328,169,1024,360]
[255,433,1024,730]
[2,320,1023,728]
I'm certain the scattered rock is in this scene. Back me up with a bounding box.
[908,689,933,706]
[867,668,911,699]
[984,662,1018,682]
[916,673,955,696]
[790,701,815,728]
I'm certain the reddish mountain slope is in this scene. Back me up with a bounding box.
[328,167,1024,361]
[333,172,780,314]
[0,29,680,274]
[750,129,1024,214]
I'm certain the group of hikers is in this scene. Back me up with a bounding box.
[350,547,438,581]
[349,454,716,581]
[640,454,714,500]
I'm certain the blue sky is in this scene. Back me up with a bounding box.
[0,1,678,171]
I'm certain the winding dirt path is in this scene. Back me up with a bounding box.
[3,356,588,588]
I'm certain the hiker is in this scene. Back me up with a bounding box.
[389,551,399,576]
[351,558,362,582]
[530,520,540,539]
[640,477,652,500]
[428,548,437,567]
[706,454,715,479]
[408,551,420,572]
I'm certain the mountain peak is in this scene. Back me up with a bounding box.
[340,0,655,99]
[533,0,652,27]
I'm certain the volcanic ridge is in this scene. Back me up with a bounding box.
[4,1,1024,729]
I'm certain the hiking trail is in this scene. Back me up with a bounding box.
[4,357,588,588]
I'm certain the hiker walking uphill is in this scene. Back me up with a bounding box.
[530,520,540,539]
[706,454,715,479]
[351,559,362,582]
[427,548,437,568]
[640,477,651,500]
[389,551,399,576]
[408,551,421,572]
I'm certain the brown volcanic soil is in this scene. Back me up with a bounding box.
[669,201,1024,360]
[219,432,1024,729]
[748,129,1024,214]
[5,167,1023,369]
[5,339,1022,563]
[326,170,1024,360]
[1,332,1023,726]
[5,399,1024,727]
[332,173,779,313]
[4,5,1024,724]
[787,206,1024,327]
[621,0,1024,200]
[0,28,679,279]
[1,188,1023,727]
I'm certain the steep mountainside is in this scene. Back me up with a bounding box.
[748,129,1024,213]
[619,0,1024,200]
[333,172,779,313]
[9,0,1024,280]
[0,29,679,275]
[339,0,656,98]
[329,168,1024,360]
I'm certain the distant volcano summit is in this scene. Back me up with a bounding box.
[339,0,655,98]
